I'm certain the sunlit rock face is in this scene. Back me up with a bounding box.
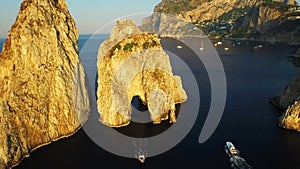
[280,101,300,131]
[0,0,89,168]
[272,70,300,131]
[183,0,257,23]
[149,0,300,44]
[97,20,187,127]
[153,0,257,23]
[140,13,201,37]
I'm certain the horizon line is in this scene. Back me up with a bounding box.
[0,33,111,39]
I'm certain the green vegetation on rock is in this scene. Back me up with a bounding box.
[123,42,138,51]
[155,0,196,14]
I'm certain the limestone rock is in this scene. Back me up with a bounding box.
[271,71,300,110]
[280,101,300,131]
[183,0,257,23]
[238,5,284,33]
[142,0,258,37]
[149,0,300,44]
[97,20,187,127]
[154,0,258,23]
[0,0,89,168]
[140,13,202,37]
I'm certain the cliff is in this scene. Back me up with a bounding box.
[154,0,256,18]
[271,71,300,131]
[183,0,257,23]
[0,0,89,168]
[144,0,299,44]
[271,71,300,110]
[279,101,300,131]
[232,3,300,44]
[140,13,201,37]
[96,20,187,127]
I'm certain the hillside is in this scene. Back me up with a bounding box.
[145,0,300,44]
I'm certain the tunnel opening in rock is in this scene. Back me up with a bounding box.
[131,96,148,112]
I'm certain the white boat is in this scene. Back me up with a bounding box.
[177,45,183,49]
[224,47,229,51]
[214,43,218,47]
[224,141,253,169]
[217,41,223,45]
[258,44,263,48]
[254,46,258,50]
[225,141,239,157]
[138,154,145,163]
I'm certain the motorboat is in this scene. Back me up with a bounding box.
[224,141,253,169]
[138,154,145,163]
[224,47,229,51]
[225,141,239,157]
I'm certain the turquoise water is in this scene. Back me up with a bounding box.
[1,35,300,168]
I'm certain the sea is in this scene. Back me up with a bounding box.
[1,34,300,169]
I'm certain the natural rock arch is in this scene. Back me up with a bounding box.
[97,21,187,127]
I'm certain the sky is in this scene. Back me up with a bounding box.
[1,0,300,38]
[0,0,161,38]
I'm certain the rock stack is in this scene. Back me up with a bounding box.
[96,20,187,127]
[271,71,300,110]
[271,71,300,131]
[280,101,300,131]
[0,0,89,168]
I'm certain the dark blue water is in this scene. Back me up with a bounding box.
[1,35,300,169]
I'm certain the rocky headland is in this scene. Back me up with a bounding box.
[232,2,300,44]
[271,70,300,131]
[143,0,300,45]
[140,13,201,37]
[0,0,89,168]
[271,71,300,110]
[279,101,300,131]
[96,20,187,127]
